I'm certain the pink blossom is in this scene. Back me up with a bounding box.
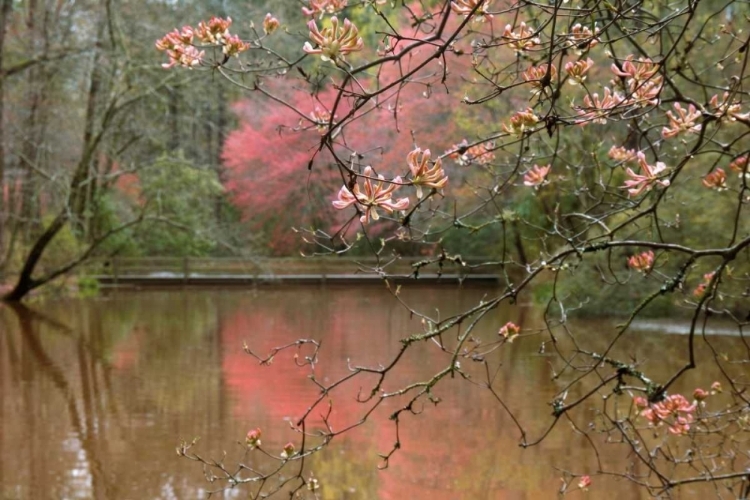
[523,164,551,188]
[498,322,520,342]
[281,442,296,459]
[451,0,493,22]
[709,92,750,122]
[564,58,594,85]
[502,22,540,53]
[503,108,539,136]
[222,33,250,57]
[711,381,723,393]
[702,168,727,190]
[662,103,702,138]
[406,148,448,198]
[302,0,348,18]
[522,64,556,94]
[611,56,660,83]
[156,27,204,69]
[608,146,637,163]
[693,388,709,401]
[640,394,696,435]
[246,428,262,449]
[195,16,232,44]
[310,106,333,134]
[263,13,280,34]
[628,250,654,272]
[575,87,625,125]
[633,396,648,408]
[578,475,592,489]
[621,152,670,197]
[446,140,495,166]
[729,155,749,177]
[568,24,600,52]
[332,166,410,224]
[303,17,364,62]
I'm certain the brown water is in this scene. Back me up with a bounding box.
[0,287,741,499]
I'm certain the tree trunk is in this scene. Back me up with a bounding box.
[0,0,12,271]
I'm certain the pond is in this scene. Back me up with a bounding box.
[0,286,737,499]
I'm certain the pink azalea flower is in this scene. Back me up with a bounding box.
[332,166,410,224]
[503,22,540,53]
[503,108,539,136]
[633,396,648,408]
[662,102,702,138]
[451,0,493,22]
[709,92,750,122]
[729,155,749,177]
[702,168,727,190]
[406,148,448,198]
[263,13,280,34]
[523,164,551,188]
[302,0,348,18]
[578,475,592,489]
[640,394,696,435]
[621,152,670,197]
[446,140,496,166]
[711,381,723,393]
[564,58,594,85]
[303,17,363,62]
[222,33,250,57]
[522,64,556,93]
[693,388,709,401]
[498,321,520,342]
[575,87,625,125]
[281,442,296,459]
[568,24,600,52]
[611,55,660,83]
[195,16,232,44]
[608,145,637,163]
[628,250,654,272]
[246,428,262,449]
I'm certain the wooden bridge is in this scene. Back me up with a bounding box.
[84,256,504,287]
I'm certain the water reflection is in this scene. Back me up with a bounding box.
[0,288,738,498]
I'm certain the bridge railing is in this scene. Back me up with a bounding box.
[82,256,505,282]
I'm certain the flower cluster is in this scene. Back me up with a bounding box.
[639,394,697,435]
[729,155,749,177]
[451,0,493,22]
[310,106,333,134]
[503,108,539,136]
[406,148,448,198]
[523,164,550,188]
[628,250,654,272]
[611,56,663,107]
[155,27,204,68]
[447,140,495,165]
[702,168,727,191]
[564,58,594,85]
[263,14,280,35]
[575,88,625,124]
[332,166,409,223]
[522,64,556,93]
[498,321,520,342]
[502,22,540,53]
[246,428,262,449]
[302,0,348,18]
[608,145,637,163]
[693,272,716,299]
[156,17,250,68]
[303,16,364,62]
[281,442,296,459]
[709,92,750,122]
[621,152,670,197]
[567,23,600,52]
[662,103,701,138]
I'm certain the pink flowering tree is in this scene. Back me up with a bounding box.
[160,1,750,497]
